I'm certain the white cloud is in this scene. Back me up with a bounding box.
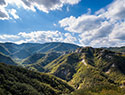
[78,21,113,45]
[0,34,20,40]
[0,7,9,20]
[0,0,81,20]
[59,0,125,47]
[20,0,61,13]
[18,31,64,43]
[20,0,81,13]
[59,15,103,33]
[9,9,19,19]
[109,22,125,41]
[0,0,21,20]
[64,33,77,44]
[61,0,81,5]
[0,31,77,44]
[0,0,9,20]
[101,0,125,21]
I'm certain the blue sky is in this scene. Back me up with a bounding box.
[0,0,125,47]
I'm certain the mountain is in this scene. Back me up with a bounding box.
[0,42,80,72]
[71,84,125,95]
[0,42,21,54]
[0,42,79,54]
[103,46,125,54]
[25,52,62,72]
[10,49,32,59]
[22,53,46,65]
[0,45,10,55]
[0,42,125,94]
[37,42,79,53]
[45,47,125,89]
[0,53,17,65]
[0,63,74,95]
[0,42,79,61]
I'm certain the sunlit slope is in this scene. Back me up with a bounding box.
[46,47,125,89]
[0,63,74,95]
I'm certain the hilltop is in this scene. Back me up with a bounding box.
[45,47,125,89]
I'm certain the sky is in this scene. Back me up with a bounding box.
[0,0,125,47]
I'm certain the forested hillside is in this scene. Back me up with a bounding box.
[0,63,74,95]
[45,47,125,89]
[104,46,125,53]
[0,42,125,95]
[0,53,17,65]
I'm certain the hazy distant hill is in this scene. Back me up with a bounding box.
[0,42,125,95]
[0,63,74,95]
[103,46,125,53]
[0,42,79,60]
[0,45,10,55]
[22,53,46,65]
[25,52,62,72]
[0,53,17,65]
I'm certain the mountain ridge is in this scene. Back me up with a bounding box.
[0,42,125,94]
[0,42,79,60]
[0,53,17,65]
[45,47,125,89]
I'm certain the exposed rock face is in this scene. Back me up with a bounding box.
[47,47,125,89]
[82,59,87,66]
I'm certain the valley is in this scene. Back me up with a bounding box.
[0,42,125,95]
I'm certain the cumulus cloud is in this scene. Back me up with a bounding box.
[0,9,9,20]
[0,34,20,41]
[18,0,61,12]
[9,9,19,19]
[109,23,125,41]
[64,33,77,44]
[0,0,6,5]
[0,0,81,20]
[0,0,9,20]
[59,15,103,33]
[100,0,125,21]
[18,31,64,43]
[0,31,77,44]
[0,0,20,20]
[61,0,81,5]
[20,0,81,13]
[59,0,125,47]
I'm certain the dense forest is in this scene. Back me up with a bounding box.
[0,63,74,95]
[0,42,125,95]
